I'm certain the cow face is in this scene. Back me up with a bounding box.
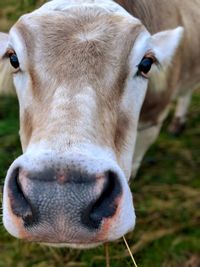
[0,0,183,248]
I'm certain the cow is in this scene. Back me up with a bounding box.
[0,0,199,248]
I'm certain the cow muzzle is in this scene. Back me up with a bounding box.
[3,152,135,247]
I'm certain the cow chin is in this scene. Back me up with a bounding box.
[3,146,136,247]
[42,242,103,249]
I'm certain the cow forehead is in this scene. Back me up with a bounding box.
[14,0,142,43]
[14,3,142,54]
[30,0,139,21]
[11,5,143,91]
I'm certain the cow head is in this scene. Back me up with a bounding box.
[0,0,183,248]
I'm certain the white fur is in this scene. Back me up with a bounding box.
[1,0,185,247]
[132,124,161,177]
[174,91,192,122]
[32,0,139,23]
[118,31,150,178]
[132,105,171,177]
[150,27,184,65]
[3,159,22,238]
[9,28,28,71]
[116,26,184,178]
[3,142,136,241]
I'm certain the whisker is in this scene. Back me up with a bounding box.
[123,236,138,267]
[104,243,110,267]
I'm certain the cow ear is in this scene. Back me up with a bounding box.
[0,32,14,95]
[150,27,184,66]
[0,33,9,55]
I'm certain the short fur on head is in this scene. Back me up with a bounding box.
[1,0,184,247]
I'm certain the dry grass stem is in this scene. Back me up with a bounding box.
[93,219,200,263]
[104,243,110,267]
[123,236,138,267]
[66,262,87,267]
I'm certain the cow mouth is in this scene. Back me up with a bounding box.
[41,241,104,249]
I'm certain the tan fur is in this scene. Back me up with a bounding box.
[115,111,130,153]
[0,61,15,95]
[116,0,200,123]
[2,0,200,245]
[0,33,15,94]
[15,9,142,157]
[16,0,200,154]
[1,0,199,169]
[20,109,33,149]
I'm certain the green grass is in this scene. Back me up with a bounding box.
[0,2,200,267]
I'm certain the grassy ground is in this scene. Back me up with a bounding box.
[0,1,200,267]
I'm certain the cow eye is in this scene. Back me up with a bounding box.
[8,52,20,69]
[10,53,19,69]
[138,57,154,78]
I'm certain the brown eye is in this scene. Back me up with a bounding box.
[9,53,20,69]
[138,57,154,78]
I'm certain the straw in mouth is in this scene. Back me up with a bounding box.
[123,236,138,267]
[104,237,138,267]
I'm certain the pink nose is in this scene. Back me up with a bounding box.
[7,167,122,242]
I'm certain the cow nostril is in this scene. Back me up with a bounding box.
[81,171,122,229]
[8,168,35,226]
